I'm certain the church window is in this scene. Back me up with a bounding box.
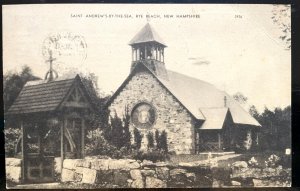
[131,102,156,129]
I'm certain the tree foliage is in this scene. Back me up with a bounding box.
[146,131,154,149]
[3,65,41,112]
[133,128,143,150]
[249,105,291,151]
[154,129,168,153]
[271,4,291,50]
[104,107,132,150]
[4,127,22,157]
[232,92,248,105]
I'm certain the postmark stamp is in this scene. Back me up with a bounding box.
[42,32,87,65]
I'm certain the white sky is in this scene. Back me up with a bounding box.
[3,4,291,112]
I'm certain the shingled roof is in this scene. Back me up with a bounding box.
[107,62,261,127]
[158,70,261,127]
[200,108,229,129]
[129,23,167,47]
[6,74,88,115]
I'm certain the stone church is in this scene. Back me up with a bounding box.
[106,23,261,154]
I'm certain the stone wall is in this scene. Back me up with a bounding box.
[109,72,195,154]
[6,158,22,184]
[61,158,212,188]
[61,158,291,188]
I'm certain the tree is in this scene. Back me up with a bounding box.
[109,113,125,149]
[271,5,291,50]
[249,105,260,120]
[133,128,143,150]
[232,92,248,105]
[253,106,291,151]
[160,130,168,153]
[154,130,168,153]
[3,65,41,112]
[122,106,131,149]
[146,131,154,150]
[155,129,160,150]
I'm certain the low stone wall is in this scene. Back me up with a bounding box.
[61,157,291,188]
[229,161,291,187]
[6,158,22,184]
[61,158,213,188]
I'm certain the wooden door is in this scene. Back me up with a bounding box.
[24,122,55,183]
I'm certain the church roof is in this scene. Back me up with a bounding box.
[129,23,167,47]
[157,70,261,127]
[6,74,91,115]
[200,108,229,129]
[107,62,261,127]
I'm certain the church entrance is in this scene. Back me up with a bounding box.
[196,130,223,153]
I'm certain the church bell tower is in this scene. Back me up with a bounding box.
[129,23,168,79]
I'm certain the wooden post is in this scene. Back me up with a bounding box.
[158,48,161,61]
[60,118,65,172]
[195,129,199,154]
[20,119,25,183]
[218,133,221,150]
[81,119,85,158]
[132,47,134,61]
[145,45,147,59]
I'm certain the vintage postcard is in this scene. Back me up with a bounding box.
[3,4,291,188]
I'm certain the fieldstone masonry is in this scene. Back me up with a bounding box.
[60,158,291,188]
[109,72,195,154]
[5,157,291,187]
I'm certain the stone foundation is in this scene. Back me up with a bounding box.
[5,158,22,184]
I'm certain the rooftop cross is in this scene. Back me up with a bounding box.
[45,50,58,81]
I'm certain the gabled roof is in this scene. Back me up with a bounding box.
[200,108,229,129]
[107,62,261,127]
[105,62,205,121]
[129,23,167,47]
[157,71,261,127]
[6,74,93,115]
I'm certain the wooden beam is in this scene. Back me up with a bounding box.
[64,101,90,108]
[218,133,221,150]
[81,119,85,159]
[60,118,65,172]
[21,119,25,183]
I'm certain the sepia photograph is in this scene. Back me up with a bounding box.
[3,4,291,188]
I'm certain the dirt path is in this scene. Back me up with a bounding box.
[179,154,241,167]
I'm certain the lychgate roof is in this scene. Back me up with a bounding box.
[6,74,91,115]
[129,23,167,47]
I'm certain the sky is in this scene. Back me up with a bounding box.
[3,4,291,112]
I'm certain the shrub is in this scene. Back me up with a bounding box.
[155,130,168,153]
[106,106,131,149]
[160,130,168,153]
[133,150,170,162]
[146,131,154,150]
[85,128,117,156]
[248,157,259,167]
[265,154,281,168]
[4,127,21,157]
[133,128,143,150]
[155,130,160,149]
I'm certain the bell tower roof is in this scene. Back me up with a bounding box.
[129,23,167,47]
